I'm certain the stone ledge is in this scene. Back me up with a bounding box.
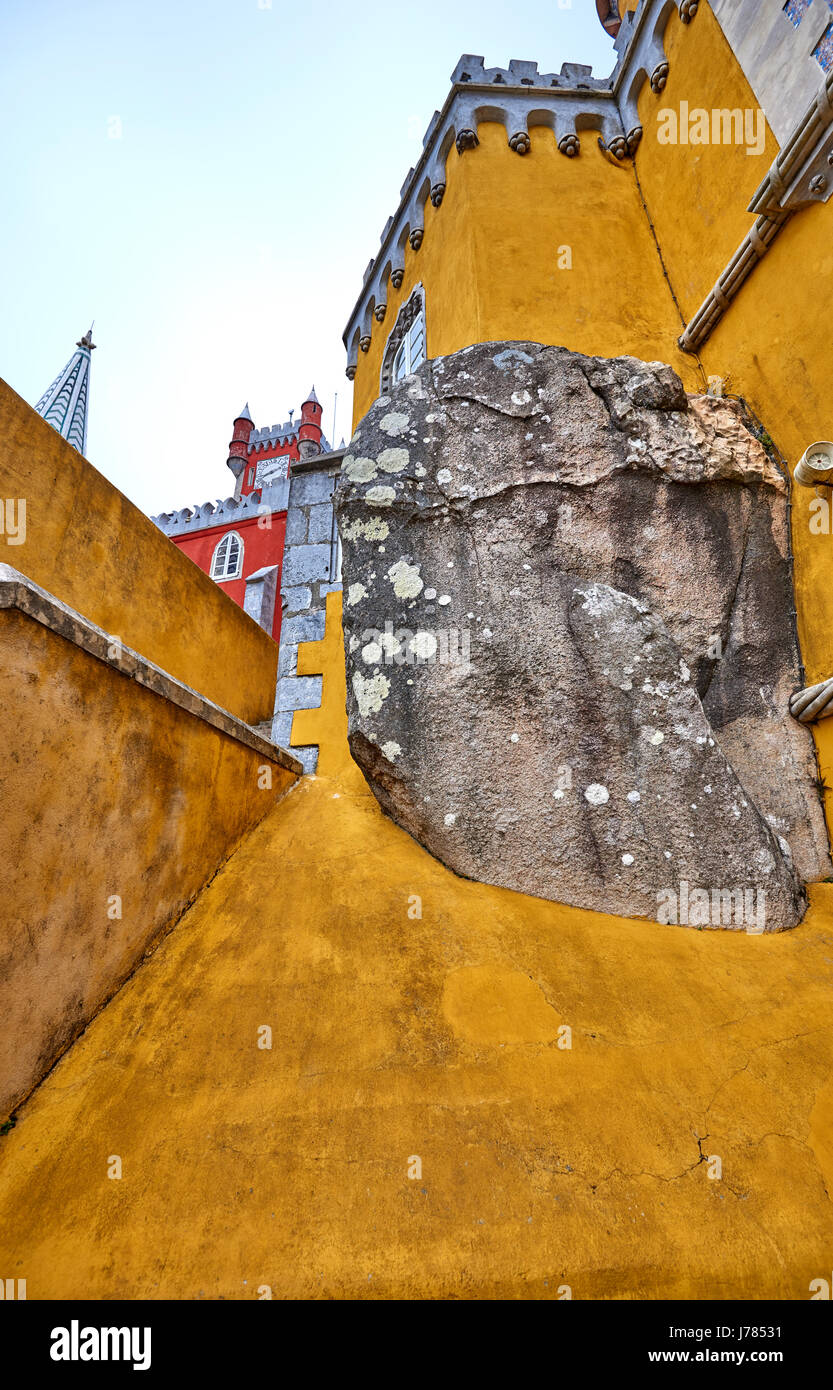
[0,564,304,776]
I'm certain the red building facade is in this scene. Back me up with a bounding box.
[152,389,327,643]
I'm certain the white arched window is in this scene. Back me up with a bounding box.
[381,288,426,393]
[210,531,244,580]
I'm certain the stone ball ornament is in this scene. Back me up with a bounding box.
[509,131,531,155]
[651,61,669,93]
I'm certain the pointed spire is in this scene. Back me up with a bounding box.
[304,385,320,406]
[236,402,253,422]
[34,326,96,455]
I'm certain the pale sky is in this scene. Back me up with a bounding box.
[1,1,614,515]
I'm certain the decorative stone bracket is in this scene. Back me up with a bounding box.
[791,677,833,724]
[343,0,693,375]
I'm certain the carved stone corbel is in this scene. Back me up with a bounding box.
[790,678,833,724]
[391,268,404,290]
[456,128,479,154]
[409,228,424,250]
[626,125,643,153]
[374,304,387,323]
[509,131,531,155]
[359,335,371,353]
[558,133,580,158]
[430,182,445,207]
[650,61,669,94]
[679,0,698,22]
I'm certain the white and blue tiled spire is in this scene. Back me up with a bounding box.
[34,326,96,455]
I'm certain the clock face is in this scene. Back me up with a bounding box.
[256,455,289,485]
[808,451,832,471]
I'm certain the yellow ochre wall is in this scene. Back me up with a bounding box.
[0,378,278,725]
[3,590,833,1299]
[0,606,297,1120]
[351,121,702,427]
[351,2,833,841]
[633,2,778,324]
[629,1,833,836]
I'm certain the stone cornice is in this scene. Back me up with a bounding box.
[0,564,303,774]
[342,0,692,373]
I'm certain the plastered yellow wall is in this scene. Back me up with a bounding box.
[627,2,833,835]
[0,378,278,724]
[0,607,296,1119]
[351,121,701,428]
[3,589,833,1299]
[352,3,833,844]
[696,203,833,835]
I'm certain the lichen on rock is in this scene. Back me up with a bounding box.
[336,342,831,929]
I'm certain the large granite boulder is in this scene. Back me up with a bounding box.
[335,343,830,929]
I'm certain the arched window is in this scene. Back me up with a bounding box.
[381,288,426,394]
[211,531,244,580]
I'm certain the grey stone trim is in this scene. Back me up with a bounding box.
[291,446,345,474]
[271,451,345,774]
[288,746,319,775]
[380,286,425,396]
[307,503,335,543]
[283,584,312,609]
[275,674,323,712]
[283,543,332,587]
[152,480,289,538]
[0,564,303,776]
[281,612,326,645]
[791,676,833,723]
[243,564,279,634]
[342,69,627,369]
[277,642,298,678]
[680,64,833,352]
[342,1,721,368]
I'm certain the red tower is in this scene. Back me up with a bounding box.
[152,394,331,643]
[298,386,324,461]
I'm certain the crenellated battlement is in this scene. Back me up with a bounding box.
[342,0,689,373]
[248,422,296,451]
[152,480,290,538]
[448,55,608,90]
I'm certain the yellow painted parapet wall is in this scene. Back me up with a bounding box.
[3,586,833,1298]
[0,589,299,1120]
[0,377,278,725]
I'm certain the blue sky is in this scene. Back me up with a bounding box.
[1,1,614,513]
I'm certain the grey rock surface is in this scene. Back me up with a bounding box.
[335,343,830,929]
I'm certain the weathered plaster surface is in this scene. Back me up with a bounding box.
[0,595,299,1118]
[0,377,278,725]
[2,592,833,1299]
